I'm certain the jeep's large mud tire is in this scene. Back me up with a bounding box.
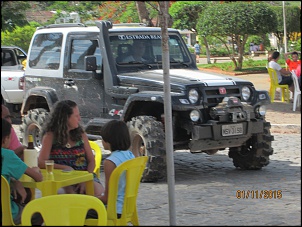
[127,116,166,182]
[20,108,49,151]
[229,121,274,169]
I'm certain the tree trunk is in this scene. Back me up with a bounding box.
[202,36,211,64]
[136,1,153,26]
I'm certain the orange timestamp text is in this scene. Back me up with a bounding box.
[236,190,282,199]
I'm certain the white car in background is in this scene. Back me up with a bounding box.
[1,46,27,118]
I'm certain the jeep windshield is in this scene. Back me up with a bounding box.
[110,34,192,70]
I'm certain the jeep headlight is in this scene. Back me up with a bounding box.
[241,86,251,101]
[190,110,200,122]
[256,105,266,116]
[189,89,199,104]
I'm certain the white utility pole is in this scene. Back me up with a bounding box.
[158,1,177,226]
[283,1,288,53]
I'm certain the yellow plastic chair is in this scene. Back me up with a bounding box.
[267,67,290,103]
[89,140,102,179]
[1,175,21,226]
[21,194,107,226]
[85,156,148,226]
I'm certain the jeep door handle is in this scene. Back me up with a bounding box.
[64,79,75,86]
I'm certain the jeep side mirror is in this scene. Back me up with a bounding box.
[85,56,97,71]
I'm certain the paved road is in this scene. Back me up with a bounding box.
[133,133,301,226]
[13,55,301,225]
[13,130,300,225]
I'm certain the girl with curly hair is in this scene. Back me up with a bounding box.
[38,100,104,196]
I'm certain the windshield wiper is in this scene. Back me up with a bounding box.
[122,61,153,69]
[170,60,190,67]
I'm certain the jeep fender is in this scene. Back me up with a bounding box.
[21,87,59,115]
[122,92,165,122]
[252,90,271,106]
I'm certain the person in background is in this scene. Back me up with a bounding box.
[37,100,104,197]
[268,51,294,93]
[249,41,254,54]
[194,41,201,63]
[1,104,25,159]
[1,118,43,225]
[252,43,259,52]
[284,51,301,71]
[122,40,147,62]
[96,119,135,217]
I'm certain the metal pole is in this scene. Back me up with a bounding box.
[158,1,177,226]
[283,1,288,53]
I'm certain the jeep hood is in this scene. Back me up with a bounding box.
[118,69,252,89]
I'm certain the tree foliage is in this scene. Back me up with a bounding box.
[1,1,31,32]
[270,5,301,50]
[197,1,277,70]
[1,22,40,52]
[97,1,139,23]
[48,1,103,22]
[169,1,211,62]
[97,1,170,26]
[169,1,208,32]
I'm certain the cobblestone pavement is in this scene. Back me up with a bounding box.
[132,133,301,226]
[13,130,300,226]
[12,57,301,226]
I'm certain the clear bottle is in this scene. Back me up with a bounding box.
[24,134,37,167]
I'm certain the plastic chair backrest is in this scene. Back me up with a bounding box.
[1,175,19,226]
[291,70,301,111]
[291,70,301,93]
[89,140,102,179]
[105,156,148,226]
[21,194,107,226]
[267,67,290,102]
[267,67,279,86]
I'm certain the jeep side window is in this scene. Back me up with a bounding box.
[70,39,101,70]
[28,33,63,69]
[168,36,189,62]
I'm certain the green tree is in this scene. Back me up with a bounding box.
[1,1,31,32]
[1,22,40,52]
[270,5,301,51]
[44,1,103,23]
[169,1,211,62]
[198,1,277,70]
[97,1,171,26]
[98,1,139,23]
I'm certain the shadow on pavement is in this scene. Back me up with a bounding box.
[266,101,301,114]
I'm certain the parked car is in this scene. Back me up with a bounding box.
[1,46,27,118]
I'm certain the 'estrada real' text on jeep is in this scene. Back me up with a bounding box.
[21,21,274,182]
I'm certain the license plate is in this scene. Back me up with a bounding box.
[222,123,243,136]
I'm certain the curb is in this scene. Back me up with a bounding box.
[198,67,267,76]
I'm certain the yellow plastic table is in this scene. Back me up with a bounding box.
[20,169,94,197]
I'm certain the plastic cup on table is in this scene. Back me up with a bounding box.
[45,160,54,174]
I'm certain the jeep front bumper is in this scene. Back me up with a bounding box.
[189,119,264,152]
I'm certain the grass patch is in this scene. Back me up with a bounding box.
[197,59,286,73]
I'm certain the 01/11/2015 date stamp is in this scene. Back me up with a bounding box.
[236,190,282,199]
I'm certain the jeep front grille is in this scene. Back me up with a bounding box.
[203,87,241,106]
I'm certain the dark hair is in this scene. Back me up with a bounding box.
[43,100,84,146]
[271,51,280,60]
[2,118,12,141]
[292,51,299,56]
[100,120,131,151]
